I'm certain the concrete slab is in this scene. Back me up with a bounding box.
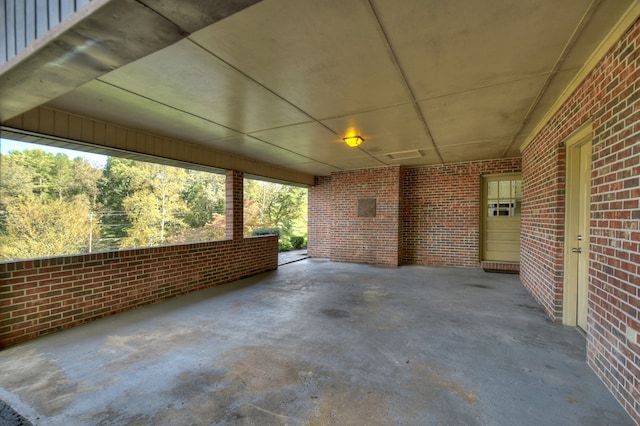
[0,260,632,425]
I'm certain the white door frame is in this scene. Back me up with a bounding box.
[562,122,592,328]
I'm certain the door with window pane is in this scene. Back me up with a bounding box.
[482,174,522,262]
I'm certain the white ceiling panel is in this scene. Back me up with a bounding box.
[98,40,311,133]
[285,162,342,176]
[506,69,580,157]
[325,156,389,171]
[420,76,547,147]
[321,104,435,157]
[373,0,591,100]
[250,122,367,164]
[439,139,511,163]
[190,0,411,119]
[202,134,312,166]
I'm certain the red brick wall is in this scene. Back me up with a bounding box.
[521,18,640,423]
[308,175,332,259]
[308,160,521,268]
[520,134,567,319]
[401,159,521,267]
[308,167,401,267]
[0,235,278,349]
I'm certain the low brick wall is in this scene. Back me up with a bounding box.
[0,236,278,348]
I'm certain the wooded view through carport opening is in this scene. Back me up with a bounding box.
[0,139,307,261]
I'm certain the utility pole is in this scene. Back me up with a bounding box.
[88,212,94,252]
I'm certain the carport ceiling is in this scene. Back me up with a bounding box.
[8,0,635,175]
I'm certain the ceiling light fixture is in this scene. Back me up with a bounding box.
[343,135,364,147]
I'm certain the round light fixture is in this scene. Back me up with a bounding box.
[343,135,364,147]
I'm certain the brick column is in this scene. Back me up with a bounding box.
[226,170,244,240]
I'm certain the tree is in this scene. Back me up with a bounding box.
[118,162,189,248]
[20,149,55,199]
[0,149,104,240]
[97,159,229,248]
[181,170,226,228]
[50,153,74,199]
[69,157,102,208]
[95,157,136,247]
[1,149,102,201]
[0,152,35,200]
[266,184,306,236]
[0,196,94,260]
[243,179,307,241]
[170,213,226,243]
[0,152,35,234]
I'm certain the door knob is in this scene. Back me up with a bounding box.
[572,247,582,253]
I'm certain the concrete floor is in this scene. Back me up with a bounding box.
[0,260,633,425]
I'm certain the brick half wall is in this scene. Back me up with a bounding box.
[0,236,278,348]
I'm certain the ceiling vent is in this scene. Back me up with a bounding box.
[384,150,424,161]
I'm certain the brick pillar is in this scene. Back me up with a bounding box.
[226,170,244,240]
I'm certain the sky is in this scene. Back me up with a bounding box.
[0,137,108,168]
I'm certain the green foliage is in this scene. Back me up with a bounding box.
[96,157,134,243]
[290,236,306,249]
[98,157,134,210]
[1,151,36,200]
[181,171,225,228]
[0,143,308,261]
[170,213,226,244]
[69,157,102,206]
[118,163,189,248]
[243,179,308,242]
[0,196,93,260]
[278,239,293,252]
[0,149,104,258]
[0,149,97,202]
[0,152,33,234]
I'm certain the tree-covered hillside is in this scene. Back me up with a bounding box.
[0,148,307,261]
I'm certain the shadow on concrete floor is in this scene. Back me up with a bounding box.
[0,400,31,426]
[278,249,309,265]
[0,261,633,425]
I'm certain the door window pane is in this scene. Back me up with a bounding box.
[487,178,522,217]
